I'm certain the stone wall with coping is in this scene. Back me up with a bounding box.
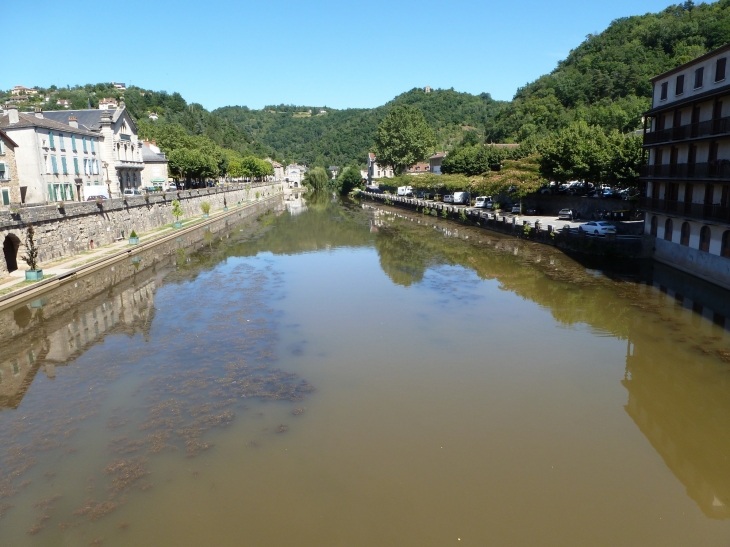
[0,182,284,276]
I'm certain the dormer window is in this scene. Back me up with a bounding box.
[660,82,668,101]
[716,58,726,82]
[694,67,704,89]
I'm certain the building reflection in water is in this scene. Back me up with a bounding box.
[623,279,730,519]
[285,193,307,216]
[0,275,156,411]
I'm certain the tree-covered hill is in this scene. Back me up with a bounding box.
[213,88,504,167]
[486,0,730,141]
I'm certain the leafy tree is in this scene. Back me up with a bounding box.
[373,105,437,175]
[303,167,331,190]
[337,166,363,194]
[23,224,40,271]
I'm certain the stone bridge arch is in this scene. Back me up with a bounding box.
[2,232,22,275]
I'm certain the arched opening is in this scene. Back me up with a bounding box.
[699,226,711,252]
[3,234,21,273]
[650,216,658,236]
[681,222,691,246]
[664,218,673,241]
[722,231,730,258]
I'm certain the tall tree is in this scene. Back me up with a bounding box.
[373,105,437,175]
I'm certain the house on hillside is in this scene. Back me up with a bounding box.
[429,152,447,174]
[0,105,103,203]
[327,166,339,179]
[0,128,19,207]
[98,98,118,110]
[56,99,70,108]
[148,112,159,121]
[367,153,394,182]
[112,82,127,91]
[641,42,730,289]
[11,86,37,96]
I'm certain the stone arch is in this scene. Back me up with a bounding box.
[3,233,21,273]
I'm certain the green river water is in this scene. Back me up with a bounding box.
[1,193,729,546]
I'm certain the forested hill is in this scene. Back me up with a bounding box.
[486,0,730,141]
[213,89,503,167]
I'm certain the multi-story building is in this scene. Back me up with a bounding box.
[44,104,144,196]
[0,105,103,203]
[0,129,19,207]
[11,86,37,96]
[367,152,394,182]
[406,162,430,174]
[141,140,168,187]
[429,152,447,175]
[641,43,730,289]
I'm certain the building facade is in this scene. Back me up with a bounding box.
[429,152,447,175]
[0,129,19,207]
[141,141,168,187]
[641,43,730,289]
[367,153,394,182]
[0,106,103,203]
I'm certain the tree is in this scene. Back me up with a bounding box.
[23,223,40,271]
[538,121,610,184]
[303,167,330,190]
[337,166,363,194]
[373,105,437,175]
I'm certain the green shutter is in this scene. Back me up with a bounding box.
[68,184,74,200]
[51,156,58,174]
[72,135,77,152]
[59,134,65,150]
[74,157,79,175]
[0,163,6,180]
[91,139,95,153]
[2,189,9,206]
[83,137,87,152]
[49,132,55,148]
[48,184,53,200]
[61,157,68,174]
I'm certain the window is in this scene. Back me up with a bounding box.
[716,58,727,82]
[0,140,5,155]
[93,160,99,175]
[49,132,55,149]
[59,134,65,151]
[660,82,668,101]
[722,231,730,258]
[676,74,685,96]
[61,157,68,175]
[83,159,89,175]
[694,67,704,89]
[1,188,9,206]
[664,218,673,241]
[91,139,95,153]
[51,156,58,175]
[71,135,77,152]
[650,216,658,236]
[82,137,87,153]
[681,222,691,246]
[73,157,79,175]
[700,226,711,252]
[0,163,6,181]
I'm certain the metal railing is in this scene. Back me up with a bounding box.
[640,162,730,180]
[644,116,730,145]
[640,197,730,222]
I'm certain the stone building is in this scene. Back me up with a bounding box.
[266,159,284,181]
[640,42,730,289]
[285,163,305,187]
[0,105,103,204]
[44,105,144,197]
[367,152,394,182]
[0,129,19,207]
[141,140,168,187]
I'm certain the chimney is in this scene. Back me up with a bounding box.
[143,139,150,147]
[34,107,43,119]
[151,140,157,146]
[8,105,19,124]
[68,116,78,128]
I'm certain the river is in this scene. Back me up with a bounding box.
[1,192,729,546]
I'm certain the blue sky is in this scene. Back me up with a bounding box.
[4,0,679,111]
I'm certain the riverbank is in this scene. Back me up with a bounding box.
[0,193,284,312]
[358,190,647,259]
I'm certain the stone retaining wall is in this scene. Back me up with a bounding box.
[0,182,283,276]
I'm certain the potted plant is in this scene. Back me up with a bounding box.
[223,196,228,212]
[255,191,260,200]
[129,229,140,245]
[172,199,184,228]
[201,201,211,218]
[96,196,104,209]
[23,223,43,281]
[56,201,65,214]
[9,205,20,220]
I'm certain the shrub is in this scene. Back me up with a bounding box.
[201,201,211,215]
[130,230,138,238]
[23,223,39,271]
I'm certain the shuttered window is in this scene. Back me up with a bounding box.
[59,134,65,151]
[1,188,9,206]
[83,137,87,153]
[61,157,68,175]
[74,157,79,175]
[71,135,77,152]
[660,82,668,101]
[716,58,727,82]
[0,163,6,180]
[51,156,58,174]
[695,67,704,89]
[675,75,684,95]
[49,132,55,149]
[91,139,95,153]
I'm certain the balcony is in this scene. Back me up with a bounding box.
[643,115,730,145]
[640,197,730,223]
[640,161,730,180]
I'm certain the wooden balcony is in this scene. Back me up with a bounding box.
[643,116,730,145]
[640,161,730,180]
[640,197,730,223]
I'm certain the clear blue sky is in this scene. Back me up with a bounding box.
[4,0,680,111]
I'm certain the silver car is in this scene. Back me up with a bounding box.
[578,221,616,235]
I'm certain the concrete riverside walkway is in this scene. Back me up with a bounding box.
[0,196,278,304]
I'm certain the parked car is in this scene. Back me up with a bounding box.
[166,183,178,191]
[578,221,616,235]
[511,204,521,214]
[453,191,470,205]
[526,207,540,215]
[474,196,493,209]
[558,208,576,220]
[123,188,142,197]
[87,195,107,201]
[443,194,454,203]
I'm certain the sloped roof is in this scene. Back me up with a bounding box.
[0,128,18,148]
[43,107,137,133]
[141,144,167,163]
[0,112,99,137]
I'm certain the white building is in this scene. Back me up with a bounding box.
[367,152,394,183]
[285,163,305,188]
[0,106,103,203]
[641,42,730,289]
[141,140,168,188]
[98,98,118,110]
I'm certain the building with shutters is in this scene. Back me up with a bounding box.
[641,43,730,289]
[367,153,394,182]
[0,129,19,207]
[0,105,103,204]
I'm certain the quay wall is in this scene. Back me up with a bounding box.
[0,183,283,276]
[653,237,730,292]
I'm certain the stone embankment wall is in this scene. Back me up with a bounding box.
[0,183,283,276]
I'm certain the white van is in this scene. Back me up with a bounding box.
[397,185,413,196]
[474,196,493,209]
[453,191,471,205]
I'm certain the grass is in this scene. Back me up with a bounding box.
[0,274,57,296]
